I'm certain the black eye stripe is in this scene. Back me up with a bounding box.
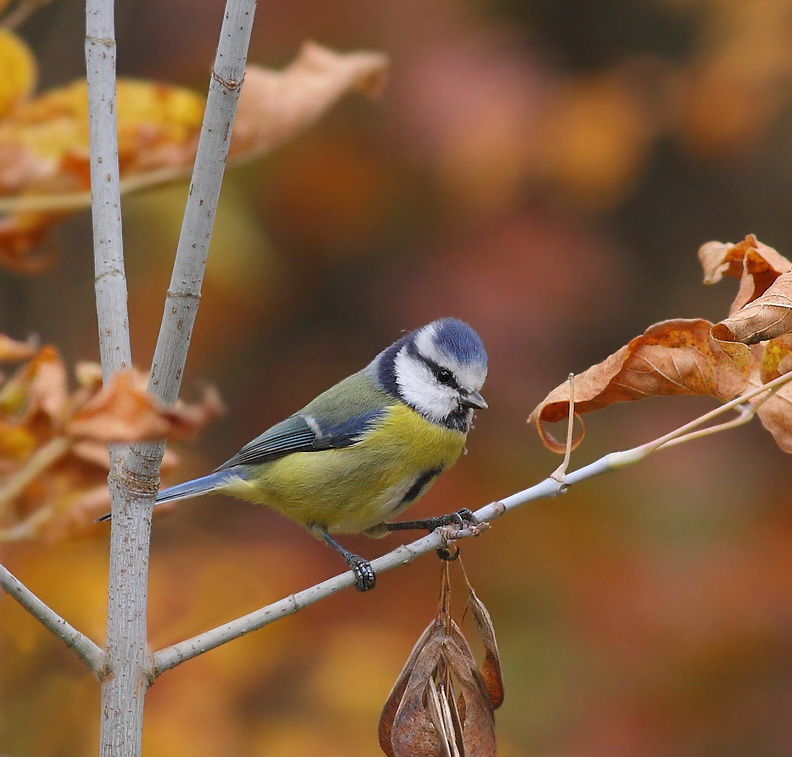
[424,358,459,389]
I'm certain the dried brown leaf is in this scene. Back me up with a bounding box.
[0,345,219,541]
[66,371,173,442]
[446,623,497,756]
[529,319,751,452]
[230,42,388,162]
[713,270,792,345]
[379,621,436,757]
[750,365,792,454]
[425,679,456,757]
[699,235,791,315]
[466,590,504,710]
[0,345,68,423]
[389,631,446,757]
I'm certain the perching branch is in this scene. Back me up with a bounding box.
[151,369,792,676]
[0,563,104,675]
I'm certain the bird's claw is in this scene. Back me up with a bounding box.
[426,508,478,532]
[347,554,376,592]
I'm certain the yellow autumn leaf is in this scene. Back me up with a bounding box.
[0,41,388,271]
[0,29,36,119]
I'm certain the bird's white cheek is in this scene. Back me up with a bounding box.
[393,350,455,422]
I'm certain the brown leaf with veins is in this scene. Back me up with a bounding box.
[713,270,792,345]
[529,319,751,452]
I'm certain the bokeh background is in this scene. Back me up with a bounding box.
[3,0,792,754]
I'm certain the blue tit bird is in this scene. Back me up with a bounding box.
[98,318,488,591]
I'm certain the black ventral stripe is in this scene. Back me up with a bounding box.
[399,467,443,506]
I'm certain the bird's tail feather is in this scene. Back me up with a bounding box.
[94,469,237,523]
[155,470,233,504]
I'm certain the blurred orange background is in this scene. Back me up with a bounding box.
[3,0,792,754]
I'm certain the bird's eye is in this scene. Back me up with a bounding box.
[435,368,454,385]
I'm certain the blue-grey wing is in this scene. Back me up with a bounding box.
[213,409,384,471]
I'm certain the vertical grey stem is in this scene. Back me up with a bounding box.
[86,3,130,378]
[130,1,256,467]
[85,0,148,754]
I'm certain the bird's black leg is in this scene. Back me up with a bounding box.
[384,509,478,561]
[384,508,478,533]
[321,529,376,592]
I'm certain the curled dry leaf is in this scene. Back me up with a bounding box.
[529,319,751,452]
[380,565,501,756]
[0,342,222,541]
[0,34,388,270]
[701,235,792,344]
[698,234,790,315]
[532,235,792,455]
[465,589,504,710]
[713,273,792,345]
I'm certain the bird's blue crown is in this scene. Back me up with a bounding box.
[431,318,487,368]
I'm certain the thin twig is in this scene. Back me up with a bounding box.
[152,370,792,676]
[127,1,256,477]
[627,369,792,461]
[550,372,575,484]
[0,563,104,674]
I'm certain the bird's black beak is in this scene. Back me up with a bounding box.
[460,390,488,410]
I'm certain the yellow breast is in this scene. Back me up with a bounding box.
[224,403,467,534]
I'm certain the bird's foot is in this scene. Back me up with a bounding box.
[385,508,478,534]
[346,554,376,592]
[385,509,479,561]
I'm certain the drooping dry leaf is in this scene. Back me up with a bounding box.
[381,565,501,756]
[230,42,388,163]
[0,40,388,270]
[713,270,792,345]
[529,319,751,452]
[466,589,504,710]
[447,622,497,754]
[699,235,791,315]
[379,621,436,757]
[388,630,447,757]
